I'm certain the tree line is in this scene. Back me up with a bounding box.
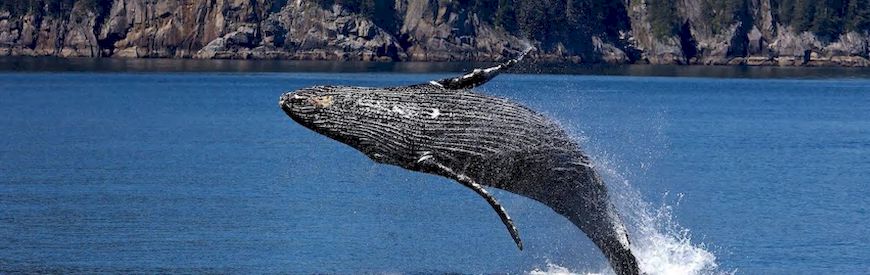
[317,0,631,53]
[1,0,111,17]
[645,0,870,40]
[776,0,870,39]
[4,0,869,42]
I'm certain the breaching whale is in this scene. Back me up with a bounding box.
[278,50,641,275]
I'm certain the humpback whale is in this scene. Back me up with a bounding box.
[278,50,641,275]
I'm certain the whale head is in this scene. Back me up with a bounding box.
[279,86,421,164]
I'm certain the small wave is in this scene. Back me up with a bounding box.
[529,260,606,275]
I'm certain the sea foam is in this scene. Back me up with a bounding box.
[528,121,726,275]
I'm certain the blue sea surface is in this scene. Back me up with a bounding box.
[0,72,868,274]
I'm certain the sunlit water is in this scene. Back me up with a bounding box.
[1,72,868,274]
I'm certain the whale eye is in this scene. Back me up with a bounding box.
[308,96,334,108]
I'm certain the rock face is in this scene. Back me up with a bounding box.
[625,0,870,66]
[394,0,526,61]
[1,0,869,66]
[97,0,270,58]
[196,2,407,61]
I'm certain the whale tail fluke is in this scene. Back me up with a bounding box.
[548,169,641,275]
[600,234,641,275]
[562,206,640,275]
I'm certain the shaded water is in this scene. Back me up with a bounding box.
[5,56,870,79]
[1,71,868,274]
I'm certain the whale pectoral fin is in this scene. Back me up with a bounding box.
[416,156,524,250]
[455,174,525,251]
[425,47,534,90]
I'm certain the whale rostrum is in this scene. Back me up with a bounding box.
[279,49,641,275]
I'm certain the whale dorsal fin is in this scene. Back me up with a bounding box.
[423,47,534,90]
[416,154,524,250]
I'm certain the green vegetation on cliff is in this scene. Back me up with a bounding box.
[777,0,870,39]
[647,0,680,38]
[6,0,866,44]
[2,0,74,16]
[704,0,744,34]
[1,0,110,17]
[846,0,870,31]
[316,0,631,54]
[2,0,869,64]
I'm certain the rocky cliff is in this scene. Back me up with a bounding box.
[1,0,868,66]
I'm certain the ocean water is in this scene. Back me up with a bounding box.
[0,72,868,274]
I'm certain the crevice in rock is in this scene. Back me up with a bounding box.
[679,20,698,62]
[727,0,753,57]
[97,32,121,55]
[269,0,288,13]
[95,1,123,58]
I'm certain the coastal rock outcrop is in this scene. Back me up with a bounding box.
[624,0,870,66]
[0,0,868,66]
[394,0,529,61]
[98,0,269,58]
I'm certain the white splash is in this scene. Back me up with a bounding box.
[535,111,727,275]
[594,157,725,275]
[529,261,604,275]
[630,195,721,275]
[526,180,723,275]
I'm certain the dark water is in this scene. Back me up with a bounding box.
[1,71,868,274]
[5,56,870,79]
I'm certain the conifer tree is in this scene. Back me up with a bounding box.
[793,0,817,32]
[649,0,681,38]
[846,0,870,32]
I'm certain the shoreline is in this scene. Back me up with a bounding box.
[3,1,870,72]
[2,56,870,79]
[2,53,870,68]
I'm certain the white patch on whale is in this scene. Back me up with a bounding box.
[428,108,441,118]
[391,105,406,115]
[390,105,416,118]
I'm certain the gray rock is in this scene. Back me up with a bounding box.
[0,0,868,66]
[60,2,100,57]
[593,36,629,63]
[825,32,868,58]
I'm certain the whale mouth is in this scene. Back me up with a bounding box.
[279,87,340,118]
[279,92,306,110]
[279,92,311,118]
[279,90,334,132]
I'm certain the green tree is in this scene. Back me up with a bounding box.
[846,0,870,32]
[495,0,518,33]
[648,0,681,38]
[811,1,844,39]
[464,0,498,25]
[515,1,550,41]
[776,0,795,26]
[371,0,398,33]
[0,0,103,17]
[792,0,816,32]
[704,0,742,34]
[1,0,38,16]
